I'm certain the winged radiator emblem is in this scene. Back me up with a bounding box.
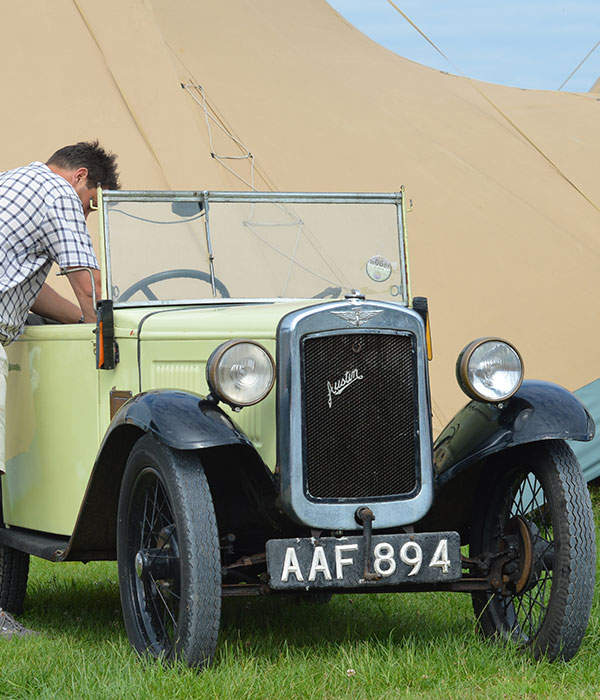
[331,308,383,328]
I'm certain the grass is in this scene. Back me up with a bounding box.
[2,490,600,700]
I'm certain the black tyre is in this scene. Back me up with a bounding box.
[470,440,595,661]
[0,544,29,614]
[117,434,221,668]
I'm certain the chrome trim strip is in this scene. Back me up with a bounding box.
[97,187,108,300]
[203,194,217,296]
[113,298,316,309]
[101,188,114,302]
[101,190,403,205]
[397,193,410,306]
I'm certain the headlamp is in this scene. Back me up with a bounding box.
[456,338,523,403]
[207,340,275,408]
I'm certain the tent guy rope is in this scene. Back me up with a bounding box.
[385,0,600,221]
[181,82,256,191]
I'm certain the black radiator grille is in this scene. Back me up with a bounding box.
[302,332,418,499]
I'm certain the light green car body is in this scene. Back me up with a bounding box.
[4,302,309,535]
[4,189,410,537]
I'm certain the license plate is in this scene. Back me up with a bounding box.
[267,532,462,590]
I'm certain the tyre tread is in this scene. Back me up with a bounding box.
[539,441,595,659]
[470,439,595,661]
[117,434,221,668]
[0,545,29,615]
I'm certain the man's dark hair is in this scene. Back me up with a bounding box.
[46,140,120,190]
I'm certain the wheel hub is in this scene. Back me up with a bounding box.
[134,548,179,581]
[503,516,534,594]
[501,515,554,595]
[135,551,145,579]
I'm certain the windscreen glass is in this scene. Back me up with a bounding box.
[105,196,405,304]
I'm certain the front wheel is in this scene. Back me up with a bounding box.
[470,440,595,661]
[117,434,221,668]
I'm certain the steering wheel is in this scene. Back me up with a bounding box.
[117,268,231,302]
[312,286,342,299]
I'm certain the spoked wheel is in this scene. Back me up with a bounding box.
[117,434,221,668]
[470,440,595,661]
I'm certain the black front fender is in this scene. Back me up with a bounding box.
[62,390,253,561]
[433,380,594,487]
[109,389,252,450]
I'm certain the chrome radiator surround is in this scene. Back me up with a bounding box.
[276,300,434,531]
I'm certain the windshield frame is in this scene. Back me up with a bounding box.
[98,190,410,308]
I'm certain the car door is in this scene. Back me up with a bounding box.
[3,322,100,536]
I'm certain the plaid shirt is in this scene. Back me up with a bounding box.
[0,162,99,343]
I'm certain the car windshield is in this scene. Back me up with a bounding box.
[102,191,408,305]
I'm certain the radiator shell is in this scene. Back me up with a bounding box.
[277,300,433,530]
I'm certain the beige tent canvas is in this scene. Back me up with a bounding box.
[1,0,599,431]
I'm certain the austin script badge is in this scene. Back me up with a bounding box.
[327,369,363,408]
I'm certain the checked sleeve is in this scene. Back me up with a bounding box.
[42,194,99,271]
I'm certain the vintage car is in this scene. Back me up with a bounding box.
[0,190,596,667]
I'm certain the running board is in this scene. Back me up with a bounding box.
[0,527,114,562]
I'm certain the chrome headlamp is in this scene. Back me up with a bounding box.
[207,340,275,408]
[456,338,523,403]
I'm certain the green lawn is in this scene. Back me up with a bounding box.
[1,490,600,700]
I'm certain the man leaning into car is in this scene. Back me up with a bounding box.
[0,140,120,639]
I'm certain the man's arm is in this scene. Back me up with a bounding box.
[31,269,101,323]
[31,283,83,323]
[66,268,101,322]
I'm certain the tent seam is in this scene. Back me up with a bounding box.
[386,0,600,219]
[71,0,171,188]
